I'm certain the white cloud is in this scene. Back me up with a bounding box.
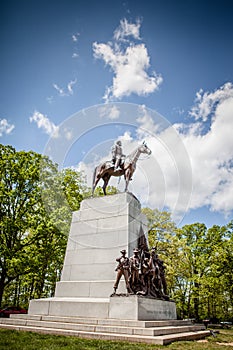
[72,52,79,58]
[72,33,80,42]
[133,120,192,218]
[136,105,160,137]
[53,78,77,97]
[98,105,120,120]
[189,82,233,121]
[114,18,141,41]
[30,112,75,141]
[93,42,162,101]
[67,79,77,95]
[30,111,59,138]
[93,19,162,101]
[176,83,233,216]
[53,84,65,96]
[64,128,73,141]
[0,118,15,136]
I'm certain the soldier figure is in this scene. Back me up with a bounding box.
[151,248,168,298]
[113,250,133,294]
[111,140,125,171]
[129,248,141,292]
[156,255,168,297]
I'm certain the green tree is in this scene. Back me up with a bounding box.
[199,222,233,321]
[175,222,233,321]
[0,145,44,306]
[176,223,208,320]
[141,208,177,248]
[224,220,233,309]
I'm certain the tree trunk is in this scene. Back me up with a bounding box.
[29,278,35,300]
[194,281,200,321]
[187,284,191,318]
[13,277,19,306]
[36,263,47,298]
[0,270,6,308]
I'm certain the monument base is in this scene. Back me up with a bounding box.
[28,295,176,321]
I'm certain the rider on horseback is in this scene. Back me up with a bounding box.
[111,140,125,171]
[92,141,151,195]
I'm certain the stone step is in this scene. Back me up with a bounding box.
[10,313,194,328]
[0,322,210,345]
[0,316,204,337]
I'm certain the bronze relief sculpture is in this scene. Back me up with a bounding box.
[112,246,169,300]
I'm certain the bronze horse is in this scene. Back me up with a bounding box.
[92,142,152,195]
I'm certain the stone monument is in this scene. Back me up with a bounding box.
[28,191,176,320]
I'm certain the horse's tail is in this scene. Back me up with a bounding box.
[92,166,97,196]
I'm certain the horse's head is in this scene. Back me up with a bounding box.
[139,141,152,155]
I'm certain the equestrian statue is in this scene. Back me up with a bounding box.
[92,141,152,195]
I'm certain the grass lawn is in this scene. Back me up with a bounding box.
[0,328,233,350]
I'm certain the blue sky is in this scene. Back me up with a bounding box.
[1,0,233,227]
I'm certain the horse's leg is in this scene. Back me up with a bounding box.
[92,175,101,196]
[93,179,100,195]
[92,166,103,196]
[102,174,110,195]
[124,169,130,192]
